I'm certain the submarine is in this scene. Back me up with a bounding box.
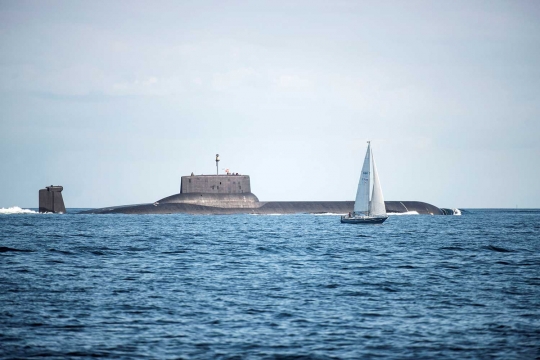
[81,155,451,215]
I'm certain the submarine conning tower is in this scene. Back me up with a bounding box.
[157,174,261,208]
[39,185,66,213]
[180,174,252,194]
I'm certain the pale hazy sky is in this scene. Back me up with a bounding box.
[1,0,539,208]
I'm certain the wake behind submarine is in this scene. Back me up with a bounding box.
[80,154,456,215]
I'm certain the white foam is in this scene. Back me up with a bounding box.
[312,213,346,216]
[0,206,38,214]
[249,213,346,216]
[387,211,419,216]
[453,208,462,216]
[249,213,284,216]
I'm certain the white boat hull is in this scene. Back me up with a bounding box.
[340,215,388,224]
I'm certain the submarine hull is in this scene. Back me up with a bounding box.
[79,174,449,215]
[81,201,445,215]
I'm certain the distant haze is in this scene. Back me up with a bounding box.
[1,1,539,208]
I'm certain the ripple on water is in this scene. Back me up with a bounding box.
[485,245,514,252]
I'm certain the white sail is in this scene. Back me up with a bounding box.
[369,153,386,216]
[353,142,371,215]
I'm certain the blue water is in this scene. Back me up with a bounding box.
[1,210,539,359]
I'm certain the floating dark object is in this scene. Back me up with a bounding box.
[39,185,66,213]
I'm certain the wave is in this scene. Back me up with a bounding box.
[0,206,38,214]
[388,211,419,216]
[0,246,33,252]
[485,245,514,253]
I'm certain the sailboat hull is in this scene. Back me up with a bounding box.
[340,215,388,224]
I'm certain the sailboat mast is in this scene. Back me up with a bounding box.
[368,145,372,213]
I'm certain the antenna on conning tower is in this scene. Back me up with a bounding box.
[215,154,220,175]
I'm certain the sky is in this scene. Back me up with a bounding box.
[1,0,539,208]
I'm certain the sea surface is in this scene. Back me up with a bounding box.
[1,209,539,359]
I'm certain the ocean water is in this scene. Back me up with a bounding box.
[1,209,539,359]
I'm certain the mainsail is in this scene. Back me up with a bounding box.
[369,153,386,216]
[353,142,371,215]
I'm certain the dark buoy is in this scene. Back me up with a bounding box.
[39,185,66,213]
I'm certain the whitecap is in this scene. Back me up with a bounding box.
[387,211,419,216]
[0,206,38,214]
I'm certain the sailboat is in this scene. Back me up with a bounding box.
[341,141,389,224]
